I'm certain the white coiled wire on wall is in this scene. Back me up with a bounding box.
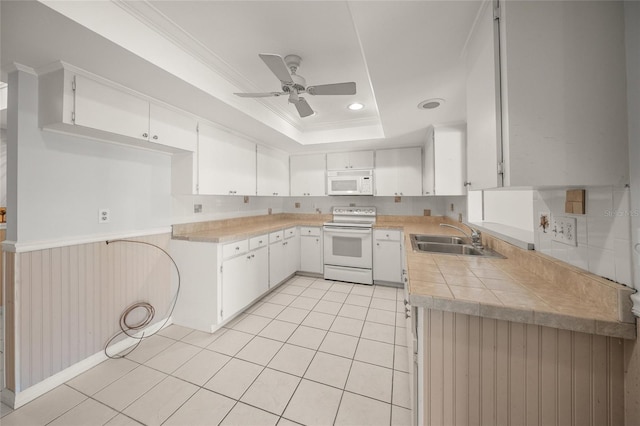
[103,239,181,359]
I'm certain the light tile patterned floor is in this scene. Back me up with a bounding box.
[0,276,411,425]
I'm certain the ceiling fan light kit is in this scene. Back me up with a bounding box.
[234,53,357,118]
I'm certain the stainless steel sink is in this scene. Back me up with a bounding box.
[411,234,470,245]
[409,234,505,258]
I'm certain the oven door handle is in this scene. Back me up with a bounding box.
[323,227,372,235]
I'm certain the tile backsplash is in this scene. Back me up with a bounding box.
[173,194,468,224]
[534,186,633,286]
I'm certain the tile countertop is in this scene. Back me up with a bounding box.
[387,219,637,340]
[172,214,331,243]
[173,214,636,340]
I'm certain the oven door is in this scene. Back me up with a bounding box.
[323,226,373,269]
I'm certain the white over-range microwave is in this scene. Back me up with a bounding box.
[327,170,374,195]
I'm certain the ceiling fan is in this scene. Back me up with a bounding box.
[234,54,356,118]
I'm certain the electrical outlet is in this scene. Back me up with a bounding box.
[194,204,202,213]
[98,209,110,223]
[551,215,577,246]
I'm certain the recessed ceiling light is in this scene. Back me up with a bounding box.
[348,102,364,111]
[417,98,445,110]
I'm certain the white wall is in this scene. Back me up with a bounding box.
[172,195,284,224]
[483,189,534,232]
[7,69,171,244]
[534,186,632,286]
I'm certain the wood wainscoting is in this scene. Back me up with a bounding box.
[3,233,171,395]
[422,309,626,426]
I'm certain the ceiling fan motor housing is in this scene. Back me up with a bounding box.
[283,74,307,93]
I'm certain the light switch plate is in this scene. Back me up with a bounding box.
[551,216,577,246]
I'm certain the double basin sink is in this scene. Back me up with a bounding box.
[409,234,505,259]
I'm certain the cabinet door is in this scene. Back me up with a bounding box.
[284,235,300,278]
[376,148,421,196]
[394,147,422,196]
[221,254,248,321]
[300,235,323,274]
[374,240,402,283]
[74,75,149,141]
[327,151,374,170]
[257,145,289,196]
[198,123,256,195]
[326,152,351,170]
[348,150,374,170]
[269,241,286,287]
[149,104,197,152]
[434,128,466,196]
[247,246,269,300]
[290,154,326,196]
[465,1,502,190]
[374,149,399,196]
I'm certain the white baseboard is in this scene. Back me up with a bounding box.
[3,317,172,409]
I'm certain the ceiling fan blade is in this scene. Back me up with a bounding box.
[294,97,314,118]
[234,92,284,98]
[306,82,356,96]
[259,54,293,84]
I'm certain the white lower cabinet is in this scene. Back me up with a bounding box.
[221,238,268,321]
[373,229,403,284]
[171,234,269,331]
[285,229,300,277]
[300,227,323,274]
[269,228,300,287]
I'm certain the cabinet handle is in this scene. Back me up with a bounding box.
[251,254,255,258]
[247,255,251,259]
[463,181,472,187]
[142,132,148,138]
[235,247,240,251]
[152,135,158,140]
[259,240,263,244]
[376,242,380,246]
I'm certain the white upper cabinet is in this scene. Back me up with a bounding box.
[327,150,374,170]
[74,75,149,141]
[423,125,467,196]
[39,64,197,154]
[375,147,422,196]
[465,1,501,190]
[257,145,289,196]
[290,154,326,196]
[148,104,197,152]
[198,123,256,196]
[499,0,628,188]
[466,1,629,189]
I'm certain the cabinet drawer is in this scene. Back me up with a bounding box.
[374,229,401,241]
[250,234,268,250]
[269,230,284,243]
[222,239,249,258]
[284,227,297,239]
[300,226,321,237]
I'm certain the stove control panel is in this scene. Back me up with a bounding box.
[331,206,377,216]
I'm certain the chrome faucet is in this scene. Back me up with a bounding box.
[440,223,483,249]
